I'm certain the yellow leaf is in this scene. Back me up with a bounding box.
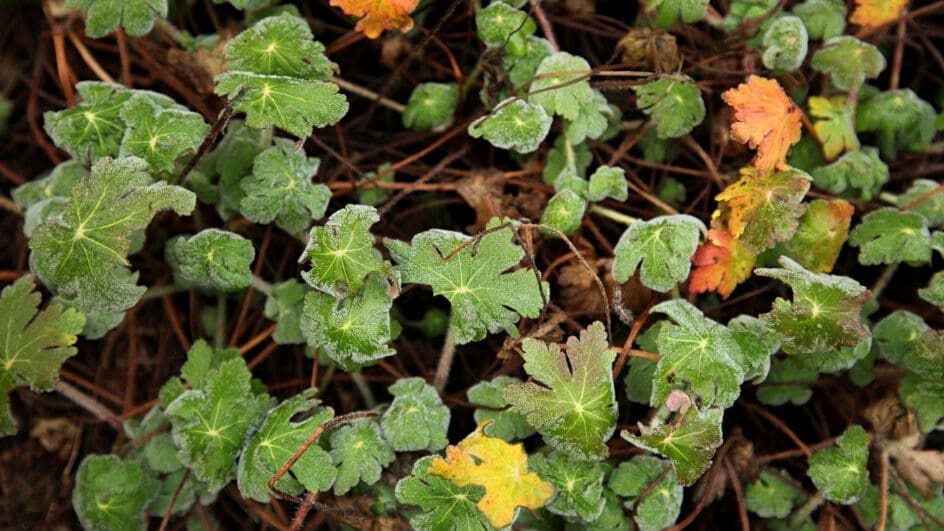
[428,421,554,527]
[330,0,421,39]
[850,0,909,28]
[809,96,859,161]
[721,76,802,176]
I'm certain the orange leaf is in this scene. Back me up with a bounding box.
[721,76,802,176]
[330,0,420,39]
[689,229,754,298]
[428,421,554,527]
[850,0,909,28]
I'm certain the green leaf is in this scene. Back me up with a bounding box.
[729,314,779,382]
[900,373,944,432]
[73,455,159,531]
[263,280,308,344]
[807,425,870,504]
[504,36,554,88]
[301,204,389,295]
[756,357,818,405]
[783,198,854,273]
[621,406,723,486]
[632,76,705,139]
[467,376,535,441]
[540,189,587,236]
[300,273,395,371]
[237,389,336,502]
[196,120,270,219]
[118,92,209,173]
[531,451,606,521]
[810,36,885,92]
[897,179,944,226]
[468,98,552,154]
[565,91,615,144]
[402,82,459,132]
[849,207,931,265]
[544,134,592,185]
[530,52,595,121]
[167,229,255,292]
[29,157,196,313]
[215,73,348,138]
[608,455,683,531]
[12,160,88,211]
[645,0,709,28]
[857,89,937,159]
[395,455,489,531]
[809,96,859,160]
[329,419,395,495]
[587,166,627,203]
[381,377,450,452]
[612,214,705,292]
[650,299,745,408]
[0,275,85,436]
[165,357,273,493]
[756,256,871,354]
[43,82,132,163]
[762,16,808,71]
[222,14,335,79]
[502,322,617,461]
[69,0,168,38]
[810,146,887,200]
[792,0,846,40]
[873,310,929,365]
[919,272,944,311]
[385,219,548,345]
[745,470,804,518]
[475,1,535,53]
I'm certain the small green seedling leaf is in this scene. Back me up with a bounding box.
[395,455,489,531]
[792,0,846,40]
[920,272,944,311]
[301,204,389,295]
[502,322,617,461]
[612,214,705,292]
[29,157,196,313]
[237,389,336,502]
[622,405,724,486]
[468,99,552,154]
[745,470,804,518]
[263,280,308,344]
[900,372,944,432]
[897,179,944,226]
[475,1,535,53]
[810,147,887,200]
[118,92,209,173]
[756,357,819,405]
[385,219,548,345]
[756,256,871,354]
[167,229,255,292]
[402,82,459,132]
[530,52,595,121]
[849,207,931,265]
[857,89,937,159]
[540,189,587,236]
[43,82,132,163]
[762,16,808,72]
[381,377,450,452]
[729,314,780,382]
[809,96,859,160]
[0,275,85,436]
[565,91,614,144]
[73,455,159,531]
[222,13,336,79]
[783,198,854,273]
[300,273,395,371]
[632,76,705,139]
[586,165,627,202]
[545,135,592,185]
[810,36,885,92]
[807,425,870,504]
[467,376,535,441]
[12,160,88,211]
[645,0,709,28]
[608,455,683,531]
[240,138,330,235]
[69,0,168,38]
[196,120,270,219]
[329,419,395,495]
[531,452,606,522]
[873,310,929,365]
[504,36,554,88]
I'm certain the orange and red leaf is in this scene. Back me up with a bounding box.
[721,76,803,176]
[330,0,420,39]
[689,229,754,298]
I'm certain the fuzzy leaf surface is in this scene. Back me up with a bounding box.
[810,36,885,91]
[167,229,254,292]
[118,93,209,172]
[613,214,705,292]
[622,406,724,486]
[809,96,859,160]
[646,0,709,27]
[222,14,336,79]
[43,82,132,163]
[469,98,551,154]
[69,0,167,37]
[402,82,459,132]
[329,419,394,495]
[722,76,802,175]
[330,0,420,39]
[301,204,388,295]
[857,89,936,159]
[530,52,595,121]
[745,470,804,518]
[729,315,779,382]
[587,166,627,202]
[784,199,854,273]
[810,147,887,200]
[475,2,535,51]
[808,425,871,504]
[541,189,587,236]
[467,376,535,441]
[689,228,755,298]
[898,179,944,226]
[792,0,846,39]
[531,451,606,521]
[762,16,808,71]
[633,77,705,139]
[263,280,307,344]
[608,455,683,531]
[757,357,818,406]
[73,455,158,531]
[381,377,450,452]
[848,207,931,265]
[395,456,489,531]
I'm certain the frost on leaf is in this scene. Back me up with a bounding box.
[29,157,196,314]
[385,219,548,345]
[330,0,420,39]
[73,455,158,531]
[784,199,854,273]
[68,0,168,38]
[873,310,929,365]
[714,166,810,254]
[530,52,595,121]
[428,421,554,528]
[857,89,936,159]
[729,314,780,382]
[632,76,705,139]
[301,204,389,295]
[263,280,308,344]
[395,456,489,531]
[221,13,336,79]
[587,165,627,202]
[402,82,459,132]
[468,98,552,154]
[850,0,909,28]
[502,322,618,461]
[793,0,846,40]
[898,179,944,226]
[756,256,871,354]
[722,76,802,176]
[608,455,683,531]
[240,138,330,235]
[237,389,336,502]
[807,425,871,504]
[612,214,706,292]
[810,37,885,92]
[0,275,85,436]
[467,376,535,441]
[380,377,450,452]
[329,419,394,495]
[645,0,709,28]
[622,405,724,486]
[811,147,888,200]
[300,273,395,371]
[650,300,745,408]
[530,451,606,522]
[689,228,754,298]
[166,229,255,292]
[761,16,808,72]
[745,470,804,518]
[476,2,536,53]
[43,82,132,164]
[809,96,859,160]
[848,207,931,265]
[118,92,209,173]
[540,189,587,236]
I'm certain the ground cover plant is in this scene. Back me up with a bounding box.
[0,0,943,529]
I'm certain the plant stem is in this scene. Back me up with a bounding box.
[792,490,825,525]
[878,192,899,205]
[0,195,22,216]
[562,136,577,175]
[331,76,406,113]
[590,204,638,226]
[871,263,899,300]
[350,371,377,409]
[141,283,189,301]
[315,365,336,396]
[433,325,456,392]
[55,381,123,430]
[251,274,273,296]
